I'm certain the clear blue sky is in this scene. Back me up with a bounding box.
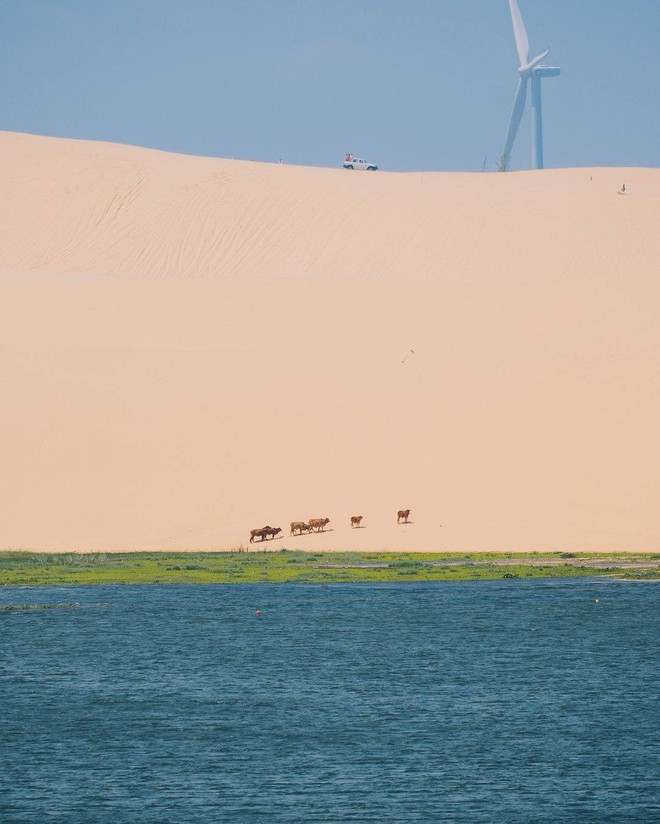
[2,0,658,171]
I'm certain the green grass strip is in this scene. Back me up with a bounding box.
[0,550,658,586]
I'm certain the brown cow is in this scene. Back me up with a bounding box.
[265,527,282,540]
[290,521,311,536]
[249,525,271,543]
[397,509,411,523]
[308,517,330,533]
[350,516,363,528]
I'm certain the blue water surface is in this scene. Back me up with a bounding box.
[0,579,658,823]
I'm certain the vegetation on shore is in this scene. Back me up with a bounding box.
[0,550,658,586]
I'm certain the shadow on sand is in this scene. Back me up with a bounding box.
[291,528,335,538]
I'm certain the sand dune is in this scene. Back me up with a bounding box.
[1,131,658,551]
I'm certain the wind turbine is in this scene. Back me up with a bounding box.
[502,0,560,170]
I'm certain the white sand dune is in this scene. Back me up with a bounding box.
[1,131,658,552]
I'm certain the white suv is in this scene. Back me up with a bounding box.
[343,154,378,171]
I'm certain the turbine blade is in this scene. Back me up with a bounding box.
[524,48,550,72]
[502,76,528,162]
[509,0,529,66]
[530,48,550,64]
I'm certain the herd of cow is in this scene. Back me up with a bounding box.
[247,510,412,546]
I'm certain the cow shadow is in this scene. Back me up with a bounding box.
[288,528,334,538]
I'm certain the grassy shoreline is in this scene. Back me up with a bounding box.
[0,550,658,586]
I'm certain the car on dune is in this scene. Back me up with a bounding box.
[343,154,378,171]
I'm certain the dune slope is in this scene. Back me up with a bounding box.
[1,131,658,551]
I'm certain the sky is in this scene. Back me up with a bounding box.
[1,0,659,172]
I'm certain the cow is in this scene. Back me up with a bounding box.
[350,516,363,528]
[397,509,411,524]
[308,517,330,533]
[290,521,311,536]
[265,527,282,540]
[249,525,271,543]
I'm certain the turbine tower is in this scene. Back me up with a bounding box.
[502,0,560,170]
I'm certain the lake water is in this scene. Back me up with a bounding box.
[1,580,658,823]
